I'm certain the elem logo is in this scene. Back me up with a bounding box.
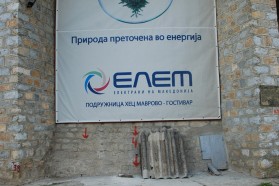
[83,69,110,95]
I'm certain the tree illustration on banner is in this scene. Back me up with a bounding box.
[98,0,173,24]
[119,0,149,17]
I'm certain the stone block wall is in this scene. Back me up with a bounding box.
[0,0,20,181]
[1,0,279,184]
[0,0,55,184]
[46,121,223,177]
[217,0,279,178]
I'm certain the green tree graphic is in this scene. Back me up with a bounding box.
[119,0,149,17]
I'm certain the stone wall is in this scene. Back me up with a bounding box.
[46,121,223,177]
[0,0,55,184]
[217,0,279,178]
[1,0,279,184]
[0,0,20,181]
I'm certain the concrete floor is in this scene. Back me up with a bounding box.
[22,170,279,186]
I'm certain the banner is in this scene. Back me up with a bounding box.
[56,0,221,123]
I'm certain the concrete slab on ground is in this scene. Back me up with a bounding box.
[20,170,279,186]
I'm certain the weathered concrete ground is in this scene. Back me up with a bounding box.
[22,170,279,186]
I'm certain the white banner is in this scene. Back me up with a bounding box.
[56,0,221,123]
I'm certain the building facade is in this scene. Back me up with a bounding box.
[0,0,278,184]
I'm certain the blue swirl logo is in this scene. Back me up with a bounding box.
[83,69,110,95]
